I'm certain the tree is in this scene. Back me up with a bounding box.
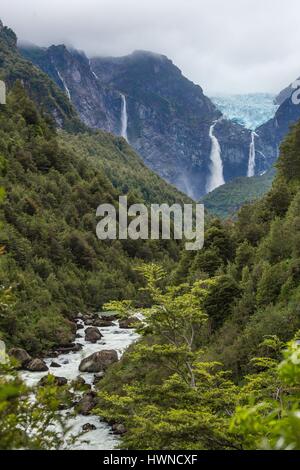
[105,263,211,388]
[231,335,300,450]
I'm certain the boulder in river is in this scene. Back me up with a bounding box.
[26,358,49,372]
[39,375,68,387]
[56,343,83,354]
[76,392,98,415]
[79,350,118,373]
[50,361,61,368]
[8,348,32,368]
[119,317,141,329]
[72,376,91,391]
[93,319,114,328]
[101,314,119,322]
[112,423,126,435]
[84,327,103,343]
[93,373,104,386]
[82,423,97,432]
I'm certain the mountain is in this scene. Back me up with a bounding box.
[20,44,255,199]
[0,22,190,355]
[274,77,299,105]
[255,90,300,171]
[0,21,83,131]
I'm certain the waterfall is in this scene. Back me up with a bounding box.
[247,131,257,177]
[57,69,71,101]
[89,59,99,80]
[206,120,225,193]
[120,94,128,142]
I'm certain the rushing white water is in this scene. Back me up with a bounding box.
[57,70,71,101]
[206,121,225,193]
[89,59,99,80]
[120,94,128,142]
[247,131,257,177]
[21,318,139,450]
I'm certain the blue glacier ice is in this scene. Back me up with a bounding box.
[210,93,279,130]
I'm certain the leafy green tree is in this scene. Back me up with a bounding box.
[231,336,300,450]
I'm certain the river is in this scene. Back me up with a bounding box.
[21,316,139,450]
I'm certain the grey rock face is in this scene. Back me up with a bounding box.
[79,350,118,372]
[8,348,32,368]
[84,327,103,343]
[20,46,257,198]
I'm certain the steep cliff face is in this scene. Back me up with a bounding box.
[255,90,300,171]
[20,45,255,199]
[91,51,254,198]
[19,44,121,131]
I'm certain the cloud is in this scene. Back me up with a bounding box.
[1,0,300,94]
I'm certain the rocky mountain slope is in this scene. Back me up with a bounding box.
[0,21,83,132]
[20,44,256,199]
[255,80,300,170]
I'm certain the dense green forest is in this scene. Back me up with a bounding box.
[202,169,274,218]
[0,17,300,452]
[0,83,188,355]
[95,120,300,450]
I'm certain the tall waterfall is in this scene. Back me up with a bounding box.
[206,120,225,193]
[247,131,257,177]
[57,69,71,101]
[120,94,128,142]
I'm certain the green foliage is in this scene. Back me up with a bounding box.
[201,170,274,218]
[0,363,70,449]
[0,85,184,354]
[0,23,83,132]
[96,116,300,450]
[231,337,300,450]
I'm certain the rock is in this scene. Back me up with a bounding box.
[76,323,84,330]
[101,315,119,322]
[50,361,61,368]
[119,317,140,329]
[76,333,82,339]
[26,358,48,372]
[112,423,126,435]
[72,376,91,391]
[93,374,104,385]
[93,319,114,328]
[82,423,97,432]
[84,327,103,343]
[8,348,32,368]
[84,319,94,326]
[76,392,98,415]
[56,343,83,354]
[46,351,59,358]
[39,375,68,387]
[79,350,118,373]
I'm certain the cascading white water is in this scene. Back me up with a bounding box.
[247,131,257,177]
[89,59,99,80]
[22,318,139,450]
[206,120,225,193]
[57,69,71,101]
[120,94,128,142]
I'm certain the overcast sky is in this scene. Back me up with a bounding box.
[1,0,300,94]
